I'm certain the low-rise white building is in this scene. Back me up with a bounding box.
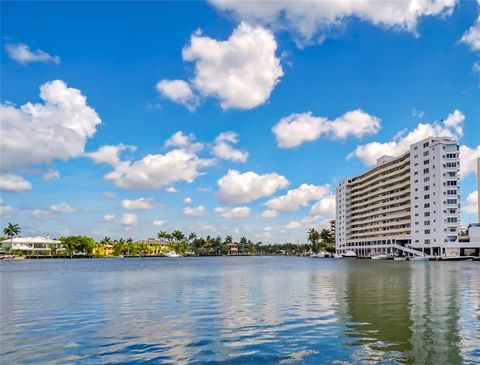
[1,236,63,253]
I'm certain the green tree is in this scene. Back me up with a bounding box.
[307,228,320,252]
[3,223,21,246]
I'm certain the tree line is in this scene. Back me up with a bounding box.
[2,223,336,256]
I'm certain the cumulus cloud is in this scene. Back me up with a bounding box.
[212,132,248,162]
[182,205,207,216]
[120,198,153,210]
[5,43,60,64]
[49,202,76,213]
[0,80,101,181]
[348,109,467,164]
[184,197,192,204]
[217,169,289,204]
[103,214,115,222]
[159,22,283,110]
[0,174,32,192]
[165,131,197,149]
[461,16,480,51]
[272,109,381,148]
[104,147,214,190]
[460,145,480,178]
[156,79,199,111]
[215,206,251,219]
[210,0,457,45]
[265,183,334,212]
[0,204,13,217]
[31,209,55,220]
[166,186,178,193]
[86,144,136,166]
[464,191,478,215]
[153,220,166,226]
[261,209,278,219]
[42,169,60,181]
[121,213,138,228]
[30,202,76,219]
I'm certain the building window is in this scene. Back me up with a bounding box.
[424,229,431,234]
[424,203,430,208]
[424,159,429,165]
[424,194,430,199]
[447,181,457,186]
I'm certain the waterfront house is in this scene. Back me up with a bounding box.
[0,236,63,255]
[227,242,238,255]
[96,243,114,256]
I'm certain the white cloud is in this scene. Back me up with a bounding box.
[460,145,480,178]
[286,221,303,229]
[0,174,32,192]
[210,0,457,45]
[156,79,199,111]
[184,197,192,204]
[473,61,480,73]
[5,43,60,64]
[104,148,214,190]
[103,214,115,222]
[0,80,101,176]
[165,131,197,149]
[0,200,13,217]
[182,205,207,216]
[461,16,480,51]
[217,169,289,204]
[181,22,283,109]
[153,220,166,226]
[272,109,381,148]
[31,209,55,220]
[212,132,248,162]
[102,191,116,199]
[42,169,60,181]
[120,198,153,210]
[121,213,138,228]
[464,191,478,215]
[261,209,278,218]
[309,196,336,217]
[349,110,465,165]
[166,186,178,193]
[265,183,333,212]
[215,206,251,219]
[86,144,136,166]
[49,202,76,213]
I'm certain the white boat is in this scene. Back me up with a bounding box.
[410,256,429,261]
[333,253,344,259]
[393,256,407,261]
[165,251,181,258]
[311,251,328,258]
[342,250,357,258]
[371,254,388,260]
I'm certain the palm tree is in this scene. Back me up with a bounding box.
[188,232,197,242]
[101,236,111,245]
[157,231,169,242]
[307,228,320,252]
[224,235,233,244]
[171,230,185,242]
[3,223,21,248]
[320,229,333,243]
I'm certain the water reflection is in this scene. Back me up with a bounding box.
[0,258,479,364]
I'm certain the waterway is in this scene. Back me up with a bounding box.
[1,257,479,364]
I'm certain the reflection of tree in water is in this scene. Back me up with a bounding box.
[342,262,413,363]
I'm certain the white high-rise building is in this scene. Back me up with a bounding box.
[336,136,461,257]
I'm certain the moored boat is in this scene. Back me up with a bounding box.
[165,251,181,258]
[410,256,429,261]
[342,250,357,258]
[371,254,388,260]
[393,256,407,261]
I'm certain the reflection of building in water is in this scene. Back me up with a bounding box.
[339,262,479,364]
[408,263,463,364]
[341,262,413,362]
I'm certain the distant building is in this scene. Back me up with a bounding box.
[1,236,63,254]
[136,238,168,255]
[227,242,238,255]
[96,243,114,256]
[336,137,461,257]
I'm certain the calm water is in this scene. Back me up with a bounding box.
[1,257,479,364]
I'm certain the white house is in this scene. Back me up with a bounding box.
[1,236,63,253]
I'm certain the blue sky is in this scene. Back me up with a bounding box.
[1,1,479,242]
